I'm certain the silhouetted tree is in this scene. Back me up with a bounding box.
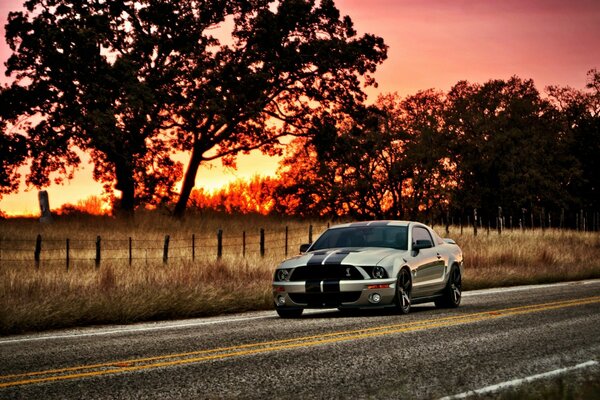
[171,0,387,217]
[390,90,456,219]
[1,0,386,216]
[275,92,456,219]
[1,0,199,213]
[547,69,600,211]
[0,81,28,198]
[445,77,571,219]
[0,128,27,197]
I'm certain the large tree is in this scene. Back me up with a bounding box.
[1,0,199,212]
[274,91,455,220]
[0,85,28,198]
[1,0,386,216]
[445,77,572,219]
[169,0,387,217]
[547,69,600,212]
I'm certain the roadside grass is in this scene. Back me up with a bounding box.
[455,227,600,289]
[1,213,599,334]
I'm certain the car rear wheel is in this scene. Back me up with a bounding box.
[395,268,412,314]
[276,308,303,318]
[435,265,461,308]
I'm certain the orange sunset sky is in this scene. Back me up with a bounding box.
[1,0,599,216]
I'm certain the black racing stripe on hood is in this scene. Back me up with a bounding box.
[307,252,328,266]
[323,251,352,265]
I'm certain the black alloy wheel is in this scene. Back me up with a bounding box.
[396,268,412,314]
[435,265,462,308]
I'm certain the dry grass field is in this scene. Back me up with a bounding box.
[1,212,599,334]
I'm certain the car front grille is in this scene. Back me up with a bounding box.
[289,265,363,281]
[289,291,362,306]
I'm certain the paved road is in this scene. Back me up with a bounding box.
[1,280,599,399]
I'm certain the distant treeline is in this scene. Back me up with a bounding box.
[189,71,600,227]
[1,0,597,221]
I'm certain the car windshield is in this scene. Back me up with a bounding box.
[310,226,408,251]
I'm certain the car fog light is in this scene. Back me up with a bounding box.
[369,293,381,304]
[277,295,286,305]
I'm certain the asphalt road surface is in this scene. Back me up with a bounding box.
[1,279,599,399]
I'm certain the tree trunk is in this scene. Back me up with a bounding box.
[174,146,203,218]
[114,161,135,216]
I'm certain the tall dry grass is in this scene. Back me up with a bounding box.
[1,213,599,334]
[454,227,600,289]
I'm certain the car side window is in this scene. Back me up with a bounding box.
[433,231,445,246]
[412,226,434,247]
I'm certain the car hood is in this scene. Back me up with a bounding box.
[278,247,404,269]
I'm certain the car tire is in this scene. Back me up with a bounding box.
[395,268,412,314]
[276,308,304,318]
[435,264,462,308]
[338,307,358,316]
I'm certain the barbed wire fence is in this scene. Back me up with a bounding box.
[1,208,598,270]
[0,224,329,270]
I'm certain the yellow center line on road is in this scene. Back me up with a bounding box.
[1,296,599,389]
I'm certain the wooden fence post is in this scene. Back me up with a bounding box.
[66,238,70,271]
[129,237,132,266]
[35,234,42,269]
[308,225,313,243]
[473,209,478,236]
[95,236,101,269]
[260,228,265,257]
[163,235,170,264]
[217,229,223,259]
[242,231,246,258]
[497,207,502,235]
[191,234,195,261]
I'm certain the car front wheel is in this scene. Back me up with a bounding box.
[395,268,412,314]
[276,308,303,318]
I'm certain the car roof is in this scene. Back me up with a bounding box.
[327,220,415,229]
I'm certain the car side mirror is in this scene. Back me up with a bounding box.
[412,239,433,253]
[299,243,311,253]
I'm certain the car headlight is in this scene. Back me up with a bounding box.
[275,269,291,282]
[372,266,386,279]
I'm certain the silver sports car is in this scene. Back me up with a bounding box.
[273,221,463,318]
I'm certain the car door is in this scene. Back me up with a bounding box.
[409,226,446,297]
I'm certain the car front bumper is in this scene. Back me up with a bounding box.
[272,278,397,309]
